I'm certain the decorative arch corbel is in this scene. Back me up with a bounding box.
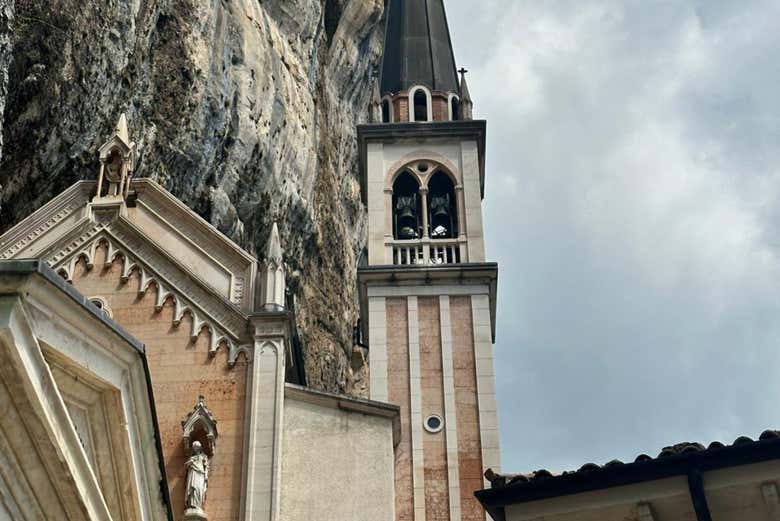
[181,396,218,457]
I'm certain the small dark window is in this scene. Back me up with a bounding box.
[393,172,422,240]
[413,90,428,122]
[382,99,391,123]
[451,97,460,121]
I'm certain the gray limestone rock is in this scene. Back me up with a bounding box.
[0,0,385,396]
[0,0,12,164]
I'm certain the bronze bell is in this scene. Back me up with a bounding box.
[429,193,453,238]
[430,193,450,218]
[396,194,418,239]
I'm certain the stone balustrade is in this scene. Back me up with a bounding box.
[388,238,466,266]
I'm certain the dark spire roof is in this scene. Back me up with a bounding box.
[380,0,460,95]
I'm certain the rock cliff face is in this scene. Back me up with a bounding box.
[0,0,386,396]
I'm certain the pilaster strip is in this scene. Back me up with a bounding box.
[440,296,462,521]
[241,338,285,521]
[369,297,388,402]
[470,295,500,494]
[408,296,427,521]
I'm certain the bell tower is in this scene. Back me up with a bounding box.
[358,1,500,520]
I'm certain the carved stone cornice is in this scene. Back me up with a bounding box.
[109,219,248,330]
[132,179,256,307]
[0,182,94,259]
[49,229,251,367]
[0,178,267,368]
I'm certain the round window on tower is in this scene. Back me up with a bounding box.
[424,414,444,434]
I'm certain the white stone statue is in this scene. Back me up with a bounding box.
[184,441,210,520]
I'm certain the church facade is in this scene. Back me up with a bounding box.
[0,1,500,520]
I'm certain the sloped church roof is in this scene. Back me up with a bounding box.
[380,0,460,94]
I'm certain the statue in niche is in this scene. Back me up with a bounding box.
[184,441,210,519]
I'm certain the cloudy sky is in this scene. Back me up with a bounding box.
[445,0,780,473]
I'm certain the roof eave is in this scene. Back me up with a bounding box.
[475,436,780,509]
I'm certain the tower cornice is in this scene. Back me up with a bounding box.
[356,262,498,343]
[357,120,487,204]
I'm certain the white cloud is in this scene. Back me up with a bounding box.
[447,0,780,471]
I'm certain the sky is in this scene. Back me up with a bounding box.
[445,0,780,473]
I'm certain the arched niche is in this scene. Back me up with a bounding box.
[181,395,218,458]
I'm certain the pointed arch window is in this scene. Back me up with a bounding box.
[392,172,422,240]
[427,171,458,239]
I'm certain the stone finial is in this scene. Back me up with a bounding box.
[95,113,137,200]
[114,113,130,146]
[458,68,473,120]
[259,222,286,311]
[265,222,283,266]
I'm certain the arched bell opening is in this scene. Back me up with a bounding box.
[392,172,422,240]
[427,171,458,239]
[382,99,392,123]
[413,89,429,122]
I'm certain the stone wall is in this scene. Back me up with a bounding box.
[0,0,12,163]
[384,293,486,521]
[280,389,396,521]
[71,245,248,521]
[0,0,385,397]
